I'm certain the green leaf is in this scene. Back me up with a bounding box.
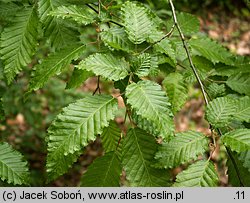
[166,12,200,35]
[0,7,39,84]
[121,1,155,44]
[46,149,81,182]
[163,72,188,113]
[50,5,96,25]
[131,53,157,78]
[155,131,209,168]
[66,69,93,89]
[126,80,174,139]
[189,37,232,64]
[206,97,236,128]
[227,151,250,186]
[173,160,219,187]
[77,53,129,81]
[233,96,250,123]
[47,95,117,154]
[154,38,176,65]
[122,128,171,186]
[239,150,250,172]
[100,27,134,52]
[132,111,161,138]
[226,73,250,96]
[221,129,250,153]
[0,142,30,185]
[46,95,118,181]
[100,121,121,153]
[29,44,86,92]
[207,83,226,99]
[0,2,20,19]
[38,0,79,49]
[81,152,121,186]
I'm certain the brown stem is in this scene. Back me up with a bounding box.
[140,24,175,54]
[169,0,209,105]
[93,76,101,95]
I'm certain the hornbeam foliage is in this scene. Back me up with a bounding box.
[226,73,250,96]
[38,0,79,49]
[163,73,188,113]
[122,128,171,186]
[0,0,249,186]
[173,160,219,187]
[155,131,209,168]
[0,143,30,185]
[121,1,155,44]
[29,44,86,92]
[81,152,122,187]
[126,80,174,139]
[227,151,250,186]
[221,129,250,153]
[77,53,129,81]
[206,96,236,128]
[0,6,39,84]
[47,95,117,155]
[50,5,96,25]
[100,27,134,52]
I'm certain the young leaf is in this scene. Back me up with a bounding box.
[226,73,250,96]
[131,53,156,78]
[233,96,250,123]
[122,128,171,186]
[81,152,121,187]
[0,142,30,185]
[29,44,86,92]
[227,151,250,186]
[121,1,155,44]
[38,0,79,49]
[77,53,129,81]
[207,83,226,99]
[50,5,96,25]
[100,121,121,153]
[206,97,236,128]
[100,27,134,52]
[0,6,39,84]
[126,80,174,139]
[163,72,188,113]
[155,131,209,168]
[173,160,219,187]
[66,69,93,89]
[221,129,250,153]
[166,12,200,35]
[189,37,232,64]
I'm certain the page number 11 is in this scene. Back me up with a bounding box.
[235,191,245,200]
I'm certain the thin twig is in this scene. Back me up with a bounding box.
[93,76,101,95]
[169,0,244,186]
[86,3,98,13]
[86,3,123,27]
[169,0,208,105]
[98,0,101,16]
[140,24,175,54]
